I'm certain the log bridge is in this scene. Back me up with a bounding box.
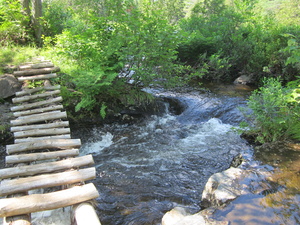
[0,61,101,224]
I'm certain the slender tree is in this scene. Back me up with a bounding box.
[21,0,43,46]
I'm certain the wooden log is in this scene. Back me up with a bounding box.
[18,73,57,82]
[16,85,60,97]
[6,138,81,154]
[3,214,31,225]
[15,134,71,143]
[12,90,61,103]
[5,149,79,164]
[0,167,96,196]
[14,127,70,138]
[19,62,54,70]
[14,67,60,76]
[73,203,102,225]
[13,104,64,117]
[0,155,94,179]
[10,96,63,112]
[0,183,99,217]
[11,121,69,132]
[11,111,67,126]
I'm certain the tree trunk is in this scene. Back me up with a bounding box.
[21,0,31,18]
[31,0,43,46]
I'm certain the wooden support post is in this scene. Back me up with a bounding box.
[73,203,101,225]
[3,211,31,225]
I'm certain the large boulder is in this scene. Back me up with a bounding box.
[201,167,244,208]
[0,74,22,99]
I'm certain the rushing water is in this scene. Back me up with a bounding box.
[1,84,299,225]
[71,86,254,225]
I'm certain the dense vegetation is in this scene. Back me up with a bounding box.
[0,0,299,143]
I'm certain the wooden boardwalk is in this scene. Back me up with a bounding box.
[0,61,100,224]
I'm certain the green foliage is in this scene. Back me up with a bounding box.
[0,0,30,45]
[247,77,300,143]
[100,103,108,119]
[42,0,72,37]
[46,1,183,115]
[178,0,300,83]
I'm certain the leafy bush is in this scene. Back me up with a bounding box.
[0,0,30,45]
[246,77,300,143]
[42,0,72,37]
[47,1,182,116]
[177,0,300,83]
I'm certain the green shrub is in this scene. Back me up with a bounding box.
[247,77,300,143]
[0,0,30,45]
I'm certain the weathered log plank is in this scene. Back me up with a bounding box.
[14,127,70,138]
[11,121,69,132]
[19,62,54,70]
[10,96,63,112]
[0,167,96,196]
[11,111,67,126]
[18,73,57,82]
[73,203,102,225]
[13,104,64,117]
[0,183,99,217]
[16,85,60,97]
[15,134,71,143]
[12,90,61,103]
[14,67,60,76]
[5,149,79,164]
[0,155,94,179]
[6,138,81,154]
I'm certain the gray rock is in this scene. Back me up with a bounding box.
[0,74,22,99]
[201,167,244,208]
[233,75,252,85]
[162,207,206,225]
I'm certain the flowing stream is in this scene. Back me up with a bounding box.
[71,85,258,224]
[1,84,299,225]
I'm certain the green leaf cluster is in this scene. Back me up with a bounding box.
[246,77,300,143]
[178,0,300,83]
[0,0,30,45]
